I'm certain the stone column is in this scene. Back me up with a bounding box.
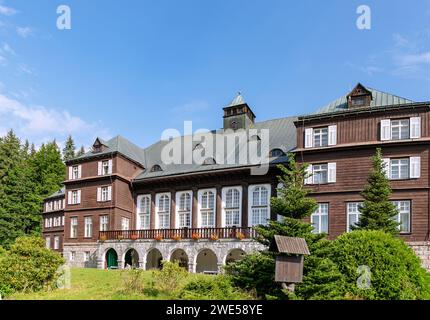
[138,259,146,270]
[217,262,224,274]
[96,257,104,269]
[117,260,124,270]
[188,261,196,273]
[216,185,222,228]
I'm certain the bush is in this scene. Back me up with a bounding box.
[151,261,189,294]
[118,269,146,294]
[178,275,253,300]
[0,236,64,296]
[328,230,429,300]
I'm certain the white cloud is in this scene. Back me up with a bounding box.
[0,5,16,16]
[394,52,430,66]
[1,42,14,55]
[16,26,32,38]
[18,63,34,75]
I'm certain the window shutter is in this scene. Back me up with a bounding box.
[328,163,337,183]
[410,117,421,139]
[305,128,313,148]
[78,165,82,179]
[97,187,101,202]
[108,160,113,174]
[77,190,81,204]
[69,166,73,180]
[108,186,112,201]
[410,157,421,178]
[97,162,102,176]
[328,125,337,146]
[305,165,313,185]
[67,191,72,205]
[382,158,390,178]
[380,119,391,141]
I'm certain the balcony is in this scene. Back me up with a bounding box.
[99,227,256,241]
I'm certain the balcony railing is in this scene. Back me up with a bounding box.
[99,227,256,241]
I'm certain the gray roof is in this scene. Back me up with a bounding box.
[46,187,65,199]
[271,235,310,255]
[74,135,146,166]
[313,87,414,115]
[134,116,297,181]
[227,92,246,107]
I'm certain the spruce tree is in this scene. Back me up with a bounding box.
[353,148,399,235]
[76,145,85,157]
[62,135,76,162]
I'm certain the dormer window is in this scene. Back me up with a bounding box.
[347,83,372,109]
[270,149,285,158]
[202,158,216,165]
[351,97,365,107]
[151,165,163,172]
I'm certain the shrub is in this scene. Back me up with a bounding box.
[118,269,146,294]
[152,261,188,294]
[328,230,429,300]
[178,275,253,300]
[0,237,64,296]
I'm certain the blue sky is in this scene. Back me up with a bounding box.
[1,0,430,150]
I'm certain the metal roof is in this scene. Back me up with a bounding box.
[272,235,310,255]
[227,92,246,107]
[45,187,65,200]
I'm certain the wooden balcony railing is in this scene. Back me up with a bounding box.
[99,227,256,241]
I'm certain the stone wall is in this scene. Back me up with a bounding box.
[407,241,430,271]
[63,243,99,268]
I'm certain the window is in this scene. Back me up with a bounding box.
[84,251,90,262]
[72,165,79,180]
[313,164,328,184]
[62,216,65,226]
[390,158,409,180]
[156,194,170,229]
[351,97,365,107]
[151,165,163,172]
[199,189,215,228]
[49,218,53,227]
[54,236,60,250]
[101,187,109,202]
[121,217,130,231]
[68,190,81,205]
[100,215,109,231]
[45,237,51,249]
[347,202,362,232]
[138,195,151,230]
[177,191,192,228]
[102,161,110,175]
[49,202,53,211]
[311,203,329,234]
[249,185,270,226]
[313,127,328,147]
[70,217,78,238]
[84,217,92,238]
[70,251,76,261]
[270,149,285,158]
[44,218,48,228]
[393,201,411,233]
[391,119,410,140]
[223,187,241,227]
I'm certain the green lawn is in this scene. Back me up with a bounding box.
[9,268,173,300]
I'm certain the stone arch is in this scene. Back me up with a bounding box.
[145,248,163,270]
[169,248,189,270]
[105,248,118,269]
[195,248,218,274]
[124,248,139,269]
[224,248,246,265]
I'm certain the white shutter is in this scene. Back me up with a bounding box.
[78,165,82,179]
[68,166,73,180]
[77,190,81,204]
[382,158,390,179]
[108,160,113,174]
[328,163,337,183]
[410,157,421,178]
[381,119,391,141]
[67,191,72,205]
[97,187,101,202]
[97,162,102,176]
[305,165,313,185]
[328,125,337,146]
[410,117,421,139]
[107,186,112,201]
[305,128,313,148]
[63,199,65,209]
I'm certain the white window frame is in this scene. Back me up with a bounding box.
[312,164,328,184]
[155,193,171,229]
[68,190,81,205]
[70,217,78,238]
[393,200,411,234]
[391,119,410,141]
[100,215,109,231]
[197,188,216,228]
[54,236,60,250]
[346,202,362,232]
[390,158,410,180]
[137,195,151,230]
[176,191,192,228]
[45,236,51,249]
[221,186,242,227]
[121,217,130,231]
[84,251,90,262]
[84,216,92,238]
[70,251,76,261]
[311,203,329,234]
[248,184,271,226]
[313,127,329,148]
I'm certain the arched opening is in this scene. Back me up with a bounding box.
[170,249,189,270]
[105,248,118,269]
[225,249,246,265]
[196,249,218,274]
[146,248,163,270]
[124,248,139,269]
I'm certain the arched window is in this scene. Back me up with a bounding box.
[177,191,192,228]
[203,157,216,165]
[156,193,170,229]
[223,187,241,227]
[138,195,151,229]
[270,149,285,157]
[249,185,270,226]
[151,165,162,172]
[199,190,215,228]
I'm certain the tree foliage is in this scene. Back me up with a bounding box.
[62,135,76,162]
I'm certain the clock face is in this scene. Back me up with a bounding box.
[230,120,238,130]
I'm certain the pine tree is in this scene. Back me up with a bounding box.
[62,135,76,162]
[76,145,85,157]
[353,148,399,235]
